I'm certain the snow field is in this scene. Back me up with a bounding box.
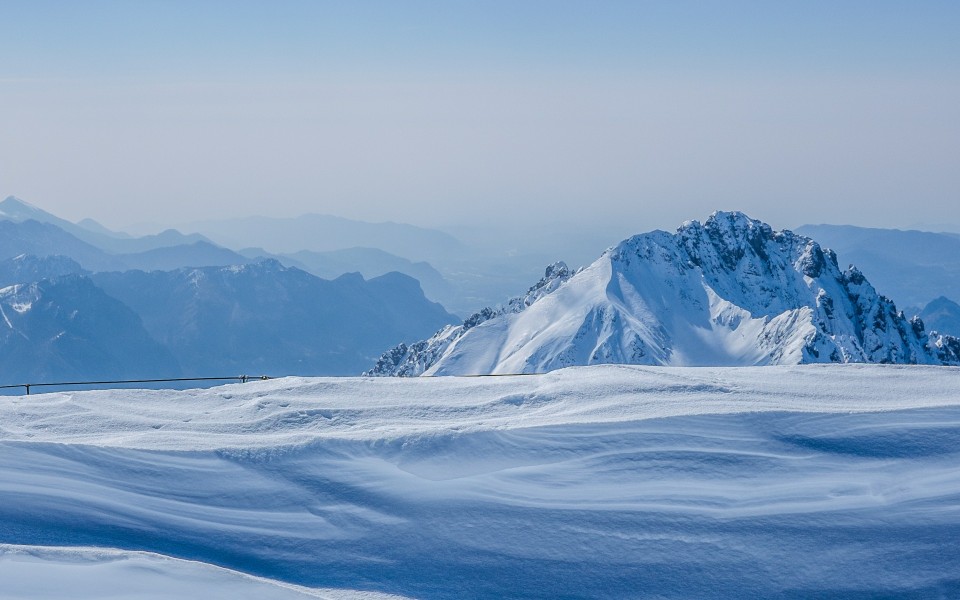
[0,545,409,600]
[1,364,959,598]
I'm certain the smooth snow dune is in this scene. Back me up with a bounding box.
[0,545,409,600]
[1,364,959,450]
[2,365,960,598]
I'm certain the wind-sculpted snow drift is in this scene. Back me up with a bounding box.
[369,211,960,376]
[2,365,960,598]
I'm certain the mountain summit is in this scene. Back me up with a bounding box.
[369,212,960,376]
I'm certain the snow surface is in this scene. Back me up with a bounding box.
[0,545,407,600]
[2,365,960,598]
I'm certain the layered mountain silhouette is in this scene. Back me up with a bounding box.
[0,196,464,383]
[0,219,128,272]
[0,196,213,254]
[0,197,261,274]
[370,212,960,376]
[0,196,469,308]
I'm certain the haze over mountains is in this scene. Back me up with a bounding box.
[0,197,458,385]
[180,213,464,262]
[3,195,960,385]
[167,210,570,314]
[0,196,212,254]
[0,196,537,313]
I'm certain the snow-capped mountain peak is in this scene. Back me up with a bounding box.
[369,211,960,376]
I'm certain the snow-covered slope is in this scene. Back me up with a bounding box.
[0,545,405,600]
[370,212,960,376]
[2,365,960,598]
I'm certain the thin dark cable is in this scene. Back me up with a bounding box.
[0,372,550,396]
[420,372,546,378]
[0,375,270,395]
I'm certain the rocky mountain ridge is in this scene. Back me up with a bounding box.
[369,212,960,376]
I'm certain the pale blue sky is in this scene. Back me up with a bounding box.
[1,1,958,237]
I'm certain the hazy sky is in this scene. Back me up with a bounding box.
[2,1,959,237]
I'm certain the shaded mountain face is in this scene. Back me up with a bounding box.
[370,212,960,376]
[795,224,960,308]
[92,260,458,376]
[919,296,960,338]
[0,254,86,288]
[0,275,181,384]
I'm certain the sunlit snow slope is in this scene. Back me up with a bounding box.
[370,212,960,375]
[2,365,960,598]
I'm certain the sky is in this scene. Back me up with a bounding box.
[1,0,959,241]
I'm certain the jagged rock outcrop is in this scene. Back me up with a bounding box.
[369,212,960,376]
[366,262,576,376]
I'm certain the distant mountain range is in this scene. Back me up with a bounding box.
[0,195,477,309]
[0,195,461,383]
[0,258,455,384]
[0,196,213,254]
[0,195,569,314]
[0,219,129,272]
[370,212,960,376]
